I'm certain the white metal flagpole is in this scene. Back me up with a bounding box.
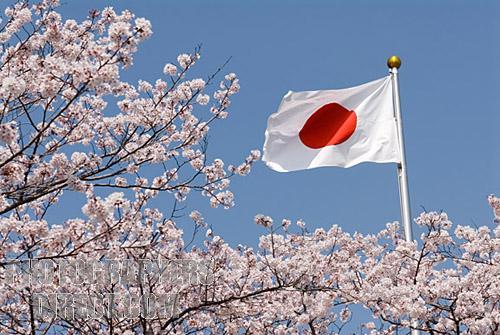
[387,56,419,335]
[387,56,413,243]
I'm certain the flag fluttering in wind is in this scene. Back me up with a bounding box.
[262,57,419,335]
[262,76,400,172]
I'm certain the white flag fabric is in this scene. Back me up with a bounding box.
[262,76,400,172]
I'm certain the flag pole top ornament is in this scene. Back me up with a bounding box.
[387,55,401,69]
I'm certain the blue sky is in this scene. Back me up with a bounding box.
[56,0,500,246]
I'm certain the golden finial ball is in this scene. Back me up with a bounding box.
[387,56,401,69]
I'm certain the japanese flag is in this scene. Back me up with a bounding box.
[262,76,400,172]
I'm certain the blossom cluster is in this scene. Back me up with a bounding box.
[2,192,497,334]
[0,0,259,218]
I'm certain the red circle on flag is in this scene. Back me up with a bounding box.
[299,102,357,149]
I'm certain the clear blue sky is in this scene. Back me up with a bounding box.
[56,0,500,246]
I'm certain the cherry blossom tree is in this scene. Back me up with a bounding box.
[0,1,498,334]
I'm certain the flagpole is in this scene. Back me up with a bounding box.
[388,56,419,335]
[387,56,413,243]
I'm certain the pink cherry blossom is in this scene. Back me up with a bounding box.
[0,1,497,334]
